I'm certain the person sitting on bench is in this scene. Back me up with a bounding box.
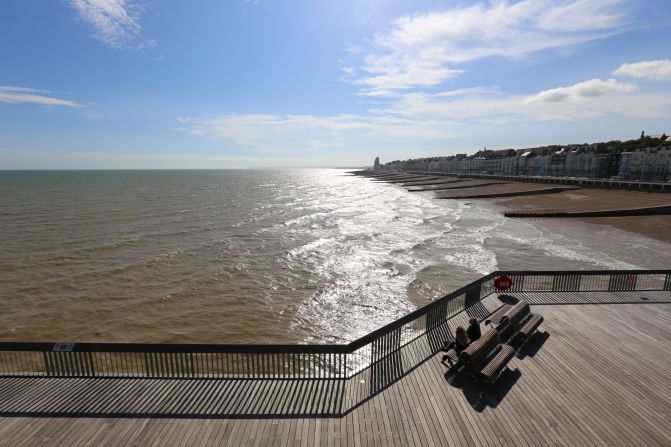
[444,326,470,354]
[467,317,481,342]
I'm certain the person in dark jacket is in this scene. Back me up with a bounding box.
[467,317,481,342]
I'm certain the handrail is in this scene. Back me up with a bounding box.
[0,341,350,354]
[0,269,669,354]
[495,269,671,275]
[347,268,671,350]
[0,269,668,380]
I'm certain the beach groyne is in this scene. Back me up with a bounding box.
[402,178,465,187]
[404,171,671,192]
[505,204,671,218]
[408,181,504,192]
[437,186,580,200]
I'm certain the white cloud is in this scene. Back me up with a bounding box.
[69,0,147,49]
[0,86,82,108]
[377,79,669,122]
[536,0,624,31]
[177,113,458,153]
[525,78,636,103]
[435,86,501,98]
[614,60,671,81]
[354,0,626,95]
[179,73,671,154]
[0,86,45,93]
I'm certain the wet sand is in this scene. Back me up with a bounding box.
[495,188,671,243]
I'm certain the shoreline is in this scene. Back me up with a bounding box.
[493,188,671,244]
[358,171,671,245]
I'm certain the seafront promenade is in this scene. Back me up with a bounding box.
[0,271,670,445]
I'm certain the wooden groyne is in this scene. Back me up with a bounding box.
[408,181,504,192]
[402,178,466,187]
[437,187,580,200]
[404,171,671,192]
[382,176,443,184]
[505,204,671,218]
[371,176,430,183]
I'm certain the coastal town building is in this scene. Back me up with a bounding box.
[376,134,671,182]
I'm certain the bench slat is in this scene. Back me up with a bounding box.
[479,345,515,382]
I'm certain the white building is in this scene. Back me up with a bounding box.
[618,152,633,178]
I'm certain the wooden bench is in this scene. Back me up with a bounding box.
[441,299,543,375]
[442,328,515,385]
[484,303,513,329]
[441,302,513,369]
[460,328,515,385]
[501,300,544,346]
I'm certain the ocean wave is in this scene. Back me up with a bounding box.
[279,211,331,227]
[287,237,335,257]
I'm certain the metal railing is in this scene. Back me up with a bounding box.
[0,270,669,380]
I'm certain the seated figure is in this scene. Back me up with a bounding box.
[467,317,481,342]
[445,326,470,354]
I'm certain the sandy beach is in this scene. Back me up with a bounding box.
[495,188,671,243]
[360,172,671,244]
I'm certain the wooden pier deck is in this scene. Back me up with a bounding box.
[1,292,670,446]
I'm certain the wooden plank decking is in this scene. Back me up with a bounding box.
[0,292,670,446]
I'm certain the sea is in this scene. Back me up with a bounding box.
[1,169,670,344]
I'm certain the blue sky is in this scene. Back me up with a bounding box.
[1,0,671,168]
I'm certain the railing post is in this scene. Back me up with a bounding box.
[426,302,447,331]
[552,274,581,291]
[86,352,95,377]
[465,284,481,309]
[608,273,636,291]
[43,352,53,376]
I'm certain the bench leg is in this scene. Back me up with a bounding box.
[440,355,454,368]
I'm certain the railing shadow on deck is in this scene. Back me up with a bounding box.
[0,377,346,419]
[516,289,671,306]
[0,320,460,419]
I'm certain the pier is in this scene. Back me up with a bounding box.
[0,270,670,445]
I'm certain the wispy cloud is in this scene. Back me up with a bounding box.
[353,0,627,96]
[614,59,671,81]
[69,0,149,49]
[435,87,502,98]
[376,78,669,122]
[525,78,636,103]
[177,114,458,154]
[179,70,671,153]
[0,86,82,108]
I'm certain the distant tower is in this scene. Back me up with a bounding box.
[374,157,380,170]
[641,131,645,139]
